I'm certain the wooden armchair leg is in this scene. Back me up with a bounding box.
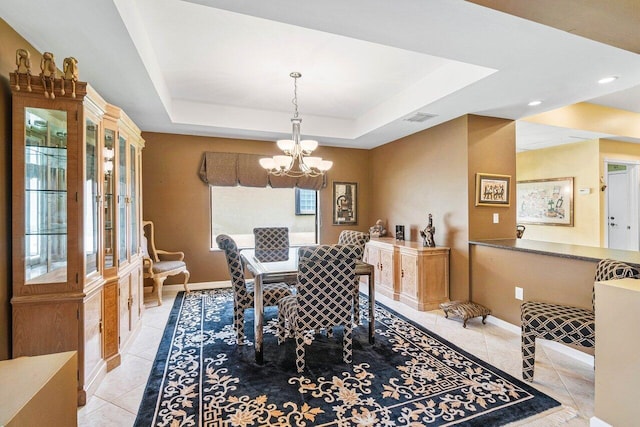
[154,277,168,306]
[182,270,190,293]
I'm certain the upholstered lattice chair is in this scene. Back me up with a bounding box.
[253,227,289,262]
[216,234,292,344]
[338,230,370,323]
[142,221,190,305]
[521,258,639,381]
[277,244,362,372]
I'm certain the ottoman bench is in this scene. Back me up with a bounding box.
[440,301,491,328]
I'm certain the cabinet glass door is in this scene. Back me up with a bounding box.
[25,107,68,284]
[118,135,127,264]
[104,129,115,268]
[129,145,138,256]
[85,119,99,276]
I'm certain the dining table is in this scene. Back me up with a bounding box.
[240,247,376,364]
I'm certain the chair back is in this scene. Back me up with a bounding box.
[295,244,362,329]
[216,234,249,298]
[593,258,639,310]
[254,227,289,261]
[143,221,159,262]
[338,230,370,260]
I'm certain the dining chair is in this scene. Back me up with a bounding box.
[216,234,292,344]
[521,258,639,381]
[337,230,370,323]
[277,244,362,372]
[253,227,289,262]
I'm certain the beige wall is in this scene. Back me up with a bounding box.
[467,115,517,241]
[370,117,470,300]
[141,132,371,284]
[517,140,600,245]
[369,115,516,302]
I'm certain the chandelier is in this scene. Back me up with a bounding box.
[259,72,332,177]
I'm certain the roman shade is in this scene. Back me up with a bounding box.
[199,152,325,190]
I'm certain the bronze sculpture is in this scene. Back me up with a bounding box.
[420,213,436,247]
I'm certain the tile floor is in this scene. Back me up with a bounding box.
[78,285,594,426]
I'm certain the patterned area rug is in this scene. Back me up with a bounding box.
[135,289,566,426]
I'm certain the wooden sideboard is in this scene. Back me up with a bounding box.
[364,238,450,311]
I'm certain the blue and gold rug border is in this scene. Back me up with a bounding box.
[135,288,560,426]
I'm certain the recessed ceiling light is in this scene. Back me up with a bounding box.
[528,100,542,106]
[598,76,618,84]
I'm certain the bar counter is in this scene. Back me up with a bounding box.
[470,239,640,266]
[469,239,640,326]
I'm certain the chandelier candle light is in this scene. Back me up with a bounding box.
[259,72,332,177]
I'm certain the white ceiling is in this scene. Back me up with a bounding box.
[2,0,640,150]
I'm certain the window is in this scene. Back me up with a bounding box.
[211,186,317,249]
[295,188,316,215]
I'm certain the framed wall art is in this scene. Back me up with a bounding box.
[333,181,357,225]
[475,173,511,207]
[516,177,574,226]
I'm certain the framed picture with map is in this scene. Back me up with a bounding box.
[516,177,574,226]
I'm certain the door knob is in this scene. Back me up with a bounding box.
[610,216,615,220]
[610,223,617,226]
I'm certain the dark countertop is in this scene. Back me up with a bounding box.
[469,239,640,266]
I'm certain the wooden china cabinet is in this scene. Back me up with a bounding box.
[104,104,145,366]
[10,66,144,405]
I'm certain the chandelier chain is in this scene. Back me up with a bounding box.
[292,74,299,119]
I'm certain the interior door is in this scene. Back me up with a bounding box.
[608,169,634,250]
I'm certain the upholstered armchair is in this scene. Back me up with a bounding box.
[338,230,370,323]
[521,258,639,381]
[277,244,362,372]
[142,221,190,305]
[253,227,289,262]
[216,234,292,344]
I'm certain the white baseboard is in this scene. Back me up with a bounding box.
[486,315,594,368]
[486,314,520,334]
[590,416,612,427]
[540,339,594,367]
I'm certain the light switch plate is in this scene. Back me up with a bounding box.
[493,213,499,224]
[515,286,524,300]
